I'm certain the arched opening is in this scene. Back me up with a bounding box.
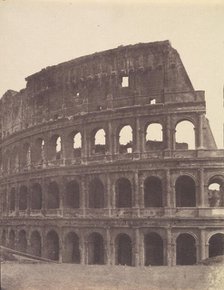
[119,125,133,153]
[145,123,163,150]
[22,143,31,168]
[116,234,132,266]
[9,230,15,249]
[89,178,105,208]
[144,233,164,266]
[116,178,132,208]
[9,187,16,211]
[73,132,82,157]
[176,233,196,265]
[175,176,196,207]
[31,183,42,210]
[47,182,60,209]
[1,230,6,246]
[208,176,224,207]
[33,138,45,164]
[17,230,27,253]
[87,233,105,265]
[209,233,224,258]
[144,177,163,207]
[93,129,106,154]
[49,135,62,160]
[19,185,28,210]
[64,232,80,263]
[65,181,80,208]
[30,231,41,257]
[46,230,59,261]
[175,120,195,150]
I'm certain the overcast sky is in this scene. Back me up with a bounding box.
[0,0,224,147]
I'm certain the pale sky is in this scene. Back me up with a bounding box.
[0,0,224,147]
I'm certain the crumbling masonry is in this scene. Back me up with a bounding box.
[0,41,224,265]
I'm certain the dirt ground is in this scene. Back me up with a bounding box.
[1,262,224,290]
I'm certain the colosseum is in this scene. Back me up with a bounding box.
[0,40,224,266]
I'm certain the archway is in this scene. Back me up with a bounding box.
[64,232,80,263]
[144,233,164,266]
[65,181,80,208]
[9,230,15,249]
[89,178,104,208]
[175,120,195,150]
[30,231,42,257]
[175,176,196,207]
[176,233,196,265]
[144,177,163,207]
[9,188,16,211]
[87,233,105,265]
[116,233,132,266]
[93,129,106,154]
[145,123,163,150]
[46,230,59,261]
[17,230,27,253]
[73,132,82,157]
[116,178,132,208]
[208,176,224,207]
[119,125,133,153]
[31,183,42,210]
[209,233,224,258]
[47,182,60,209]
[19,185,28,210]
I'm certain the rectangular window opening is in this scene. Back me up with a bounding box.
[122,76,129,87]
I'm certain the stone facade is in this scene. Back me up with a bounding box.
[0,41,224,266]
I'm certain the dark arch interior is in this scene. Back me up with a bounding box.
[144,233,164,266]
[64,232,80,263]
[30,231,42,257]
[209,233,224,258]
[19,186,28,210]
[9,230,15,249]
[88,233,105,265]
[46,231,59,261]
[89,178,104,208]
[33,138,44,164]
[144,177,163,207]
[47,182,60,209]
[65,181,80,208]
[176,234,196,265]
[17,230,27,253]
[31,183,42,210]
[116,178,132,208]
[175,176,196,207]
[1,230,6,246]
[9,188,16,211]
[116,234,132,266]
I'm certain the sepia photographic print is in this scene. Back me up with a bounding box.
[0,0,224,289]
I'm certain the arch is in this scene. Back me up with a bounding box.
[175,175,196,207]
[87,232,105,265]
[47,182,60,209]
[49,134,62,160]
[9,187,16,211]
[33,138,45,164]
[9,230,15,249]
[119,125,133,153]
[145,123,163,150]
[144,176,163,207]
[144,232,164,266]
[17,230,27,253]
[208,176,224,207]
[30,231,42,257]
[31,183,42,210]
[175,120,195,150]
[209,233,224,258]
[19,185,28,210]
[73,132,82,157]
[176,233,196,265]
[115,233,132,266]
[1,229,6,246]
[88,178,105,208]
[93,128,106,154]
[64,232,80,263]
[116,178,132,208]
[65,181,80,208]
[46,230,59,261]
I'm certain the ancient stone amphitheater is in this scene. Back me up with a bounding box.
[0,41,224,266]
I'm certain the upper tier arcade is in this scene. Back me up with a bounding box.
[1,40,206,138]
